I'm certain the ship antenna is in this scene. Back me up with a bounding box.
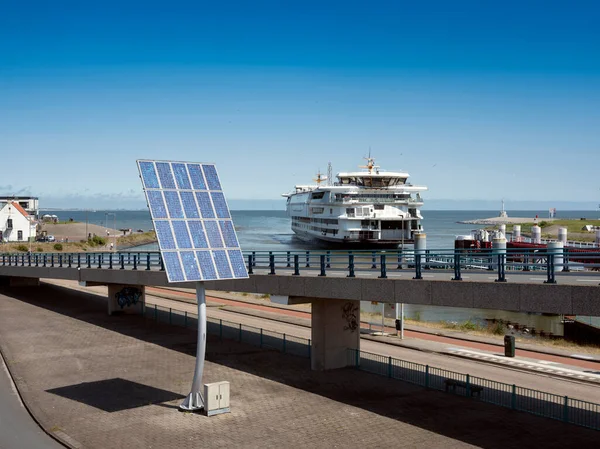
[327,162,332,186]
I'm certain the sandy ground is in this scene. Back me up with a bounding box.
[40,223,120,242]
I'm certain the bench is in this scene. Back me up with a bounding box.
[444,378,484,397]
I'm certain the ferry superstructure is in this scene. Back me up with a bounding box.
[282,157,427,247]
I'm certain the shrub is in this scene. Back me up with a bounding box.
[539,221,548,227]
[36,247,44,252]
[87,235,107,247]
[53,243,63,251]
[460,319,480,331]
[16,244,28,252]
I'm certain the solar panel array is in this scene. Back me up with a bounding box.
[137,160,249,283]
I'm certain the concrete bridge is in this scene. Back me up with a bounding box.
[1,249,599,370]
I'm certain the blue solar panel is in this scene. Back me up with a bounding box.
[180,192,200,218]
[139,162,160,189]
[195,192,215,218]
[172,221,193,249]
[147,191,168,219]
[172,163,192,189]
[196,251,218,280]
[187,221,208,248]
[163,253,185,282]
[204,221,223,248]
[213,250,233,278]
[180,251,201,281]
[202,164,222,190]
[187,164,206,190]
[211,192,230,219]
[163,191,184,219]
[156,162,177,189]
[219,221,239,248]
[228,250,248,278]
[137,159,247,283]
[155,221,176,250]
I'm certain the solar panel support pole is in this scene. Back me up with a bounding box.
[180,281,207,412]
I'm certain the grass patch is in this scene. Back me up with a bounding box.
[117,231,156,248]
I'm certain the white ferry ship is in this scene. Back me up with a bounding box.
[282,157,427,247]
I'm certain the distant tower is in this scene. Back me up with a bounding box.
[327,162,332,186]
[499,199,508,218]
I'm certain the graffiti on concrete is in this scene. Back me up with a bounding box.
[115,287,142,309]
[341,302,359,332]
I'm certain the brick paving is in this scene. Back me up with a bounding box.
[0,283,598,449]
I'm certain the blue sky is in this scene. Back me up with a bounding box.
[1,1,599,209]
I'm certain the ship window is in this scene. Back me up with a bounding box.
[374,205,384,210]
[311,192,325,200]
[330,208,332,214]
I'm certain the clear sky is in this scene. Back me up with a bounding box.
[1,1,599,209]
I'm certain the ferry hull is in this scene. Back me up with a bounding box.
[291,229,413,249]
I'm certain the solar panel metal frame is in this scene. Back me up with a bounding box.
[137,159,248,283]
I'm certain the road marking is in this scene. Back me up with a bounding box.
[576,279,600,282]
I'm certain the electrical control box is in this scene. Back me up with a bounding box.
[204,381,230,416]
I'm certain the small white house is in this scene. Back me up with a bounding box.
[0,201,37,242]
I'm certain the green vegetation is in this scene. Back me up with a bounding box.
[87,235,107,247]
[53,243,63,251]
[16,244,29,252]
[116,231,157,249]
[36,247,44,252]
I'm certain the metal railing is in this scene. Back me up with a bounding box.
[348,348,600,431]
[138,302,600,431]
[1,247,600,285]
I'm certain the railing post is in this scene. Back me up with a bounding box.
[67,254,71,268]
[120,255,125,270]
[413,254,422,280]
[269,254,276,275]
[523,252,530,272]
[425,365,430,388]
[371,251,377,269]
[247,254,254,274]
[169,308,172,325]
[98,254,102,269]
[159,253,165,271]
[184,311,187,327]
[354,348,359,367]
[425,249,431,270]
[305,251,310,268]
[379,254,387,279]
[563,396,569,423]
[28,253,32,267]
[219,319,223,341]
[109,254,113,269]
[286,251,291,268]
[251,251,256,267]
[496,254,506,282]
[319,254,326,276]
[511,384,517,410]
[87,254,91,269]
[51,254,55,267]
[238,323,242,342]
[77,253,81,268]
[452,251,462,281]
[466,374,471,397]
[154,304,158,321]
[146,253,151,271]
[388,356,392,378]
[260,328,263,348]
[283,333,286,353]
[35,254,39,267]
[397,250,403,270]
[544,252,556,284]
[44,254,48,267]
[326,250,331,268]
[133,255,137,270]
[59,254,63,268]
[562,248,570,272]
[293,254,300,275]
[347,254,355,278]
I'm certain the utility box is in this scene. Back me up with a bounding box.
[204,381,230,416]
[504,335,515,357]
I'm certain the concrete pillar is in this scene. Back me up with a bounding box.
[531,225,541,244]
[311,298,360,371]
[558,227,567,245]
[107,284,145,315]
[513,225,521,242]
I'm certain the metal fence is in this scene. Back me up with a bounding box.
[142,302,311,359]
[347,348,600,431]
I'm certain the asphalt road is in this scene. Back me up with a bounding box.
[0,353,64,449]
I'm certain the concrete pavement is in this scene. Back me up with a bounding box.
[1,282,599,448]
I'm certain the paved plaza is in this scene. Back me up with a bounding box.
[0,282,598,448]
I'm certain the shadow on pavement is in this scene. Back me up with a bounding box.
[2,283,599,448]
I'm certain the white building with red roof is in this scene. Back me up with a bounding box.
[0,201,38,242]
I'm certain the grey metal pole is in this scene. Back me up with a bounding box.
[400,303,404,339]
[180,282,207,411]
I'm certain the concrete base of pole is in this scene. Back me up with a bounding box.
[179,392,204,412]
